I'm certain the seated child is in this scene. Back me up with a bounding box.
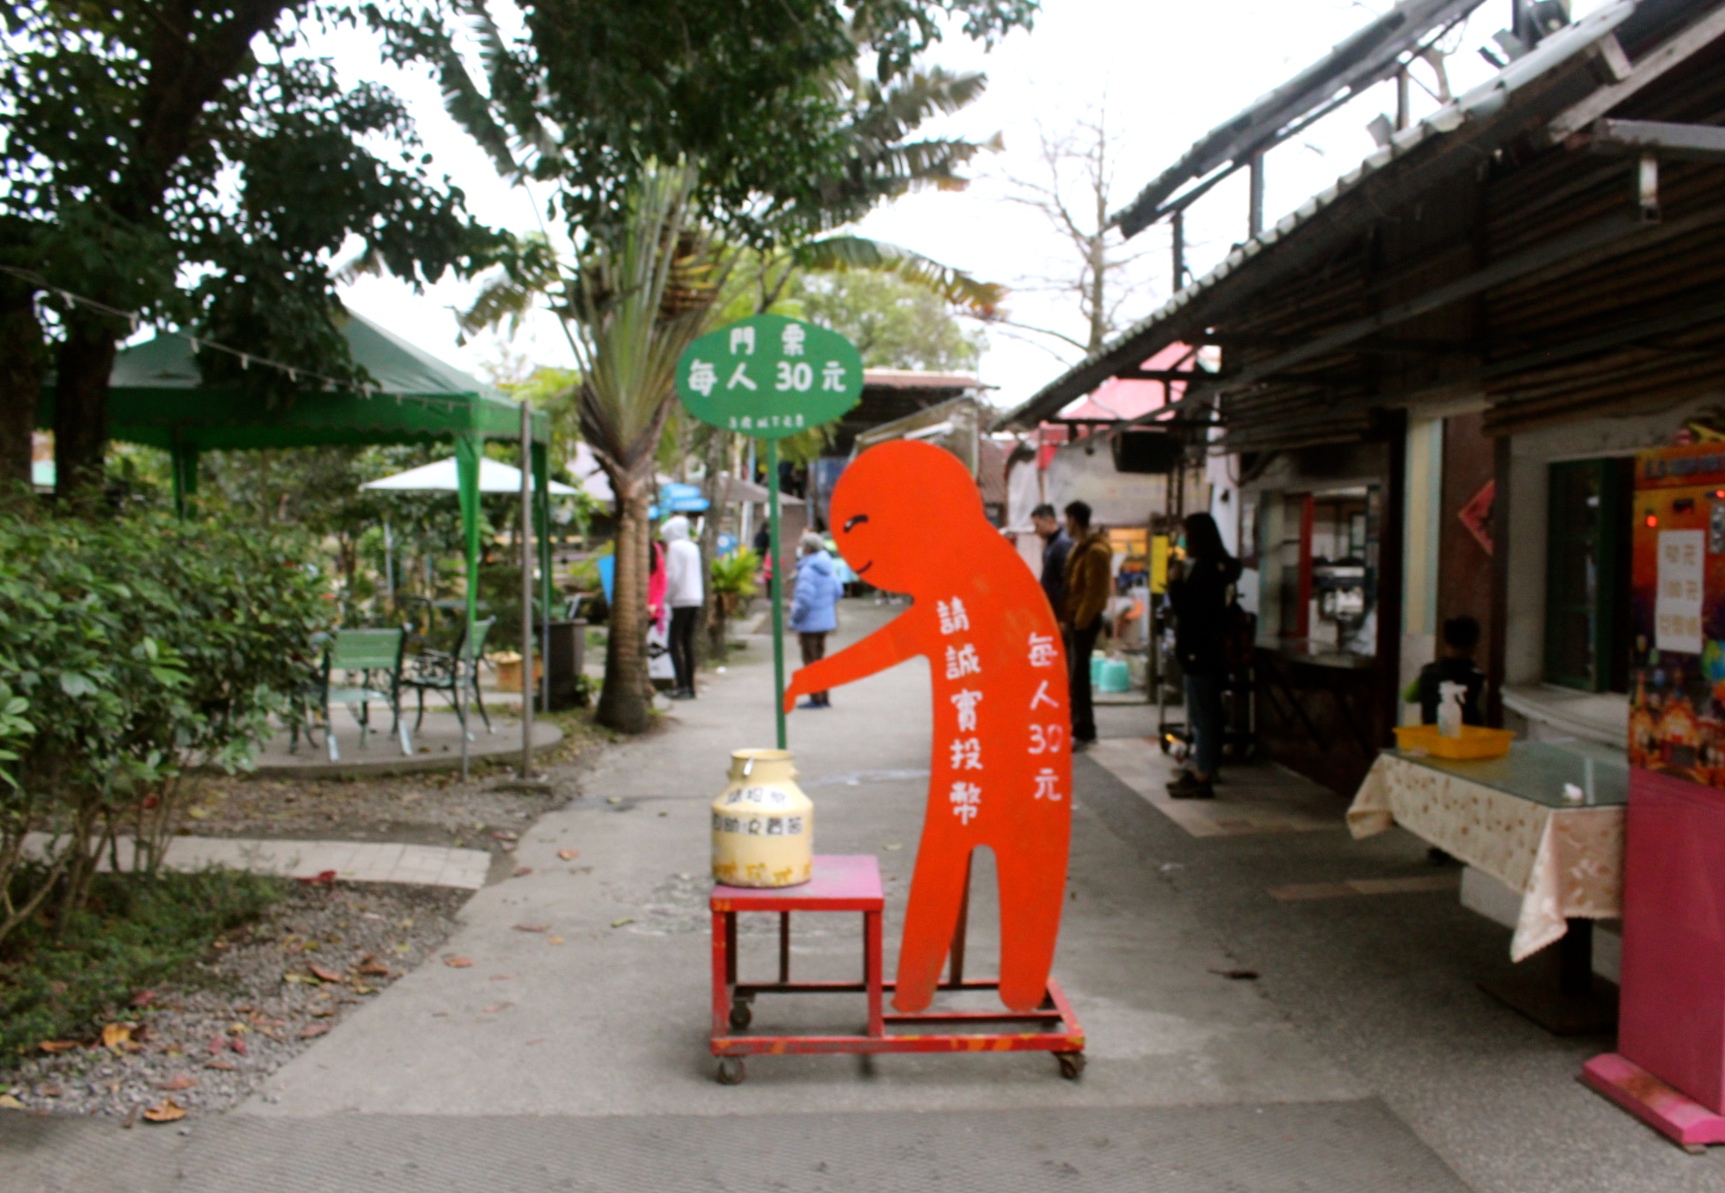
[1417,614,1486,726]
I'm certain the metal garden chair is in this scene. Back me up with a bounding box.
[404,616,497,738]
[320,627,411,761]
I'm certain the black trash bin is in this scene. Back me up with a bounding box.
[541,619,587,710]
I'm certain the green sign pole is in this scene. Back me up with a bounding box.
[766,436,787,749]
[672,314,862,751]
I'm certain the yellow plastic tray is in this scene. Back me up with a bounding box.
[1393,723,1515,760]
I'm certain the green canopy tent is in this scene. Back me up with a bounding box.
[37,312,555,763]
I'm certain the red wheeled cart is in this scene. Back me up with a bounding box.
[709,853,1085,1084]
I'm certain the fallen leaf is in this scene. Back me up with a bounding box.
[357,960,392,977]
[489,974,514,981]
[142,1098,187,1124]
[230,1036,248,1056]
[557,849,578,861]
[130,989,158,1008]
[444,956,473,968]
[884,843,903,851]
[296,869,338,886]
[282,972,316,985]
[37,1040,78,1054]
[203,1059,237,1072]
[525,1037,543,1045]
[307,964,343,983]
[121,1104,140,1129]
[100,1023,133,1051]
[205,1037,227,1055]
[490,829,519,842]
[610,917,635,928]
[298,1024,330,1040]
[0,1094,24,1110]
[350,982,376,995]
[41,1085,61,1097]
[605,797,621,804]
[512,923,548,933]
[482,1003,511,1013]
[512,866,533,878]
[547,936,565,946]
[1208,967,1260,981]
[155,1075,197,1092]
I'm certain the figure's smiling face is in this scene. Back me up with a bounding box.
[830,440,982,595]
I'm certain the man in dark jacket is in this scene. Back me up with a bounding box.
[1061,501,1113,747]
[1031,503,1071,616]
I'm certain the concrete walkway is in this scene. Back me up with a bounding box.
[5,601,1722,1191]
[22,834,491,889]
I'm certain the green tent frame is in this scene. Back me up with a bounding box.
[37,311,555,651]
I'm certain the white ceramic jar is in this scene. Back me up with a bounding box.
[711,749,813,888]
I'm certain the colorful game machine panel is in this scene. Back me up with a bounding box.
[1587,443,1725,1147]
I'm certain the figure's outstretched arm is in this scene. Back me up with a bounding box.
[785,610,925,713]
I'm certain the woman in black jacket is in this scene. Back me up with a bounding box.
[1165,513,1241,799]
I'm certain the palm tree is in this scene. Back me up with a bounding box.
[565,162,723,732]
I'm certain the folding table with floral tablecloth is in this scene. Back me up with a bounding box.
[1348,741,1627,1032]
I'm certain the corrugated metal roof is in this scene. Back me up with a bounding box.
[1112,0,1488,237]
[995,0,1640,431]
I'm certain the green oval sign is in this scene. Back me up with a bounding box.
[675,314,863,439]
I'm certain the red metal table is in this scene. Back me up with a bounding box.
[709,853,1085,1084]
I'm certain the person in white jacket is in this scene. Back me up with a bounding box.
[661,515,704,699]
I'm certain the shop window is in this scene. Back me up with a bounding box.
[1261,486,1378,656]
[1544,458,1632,692]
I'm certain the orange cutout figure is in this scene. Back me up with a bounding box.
[784,440,1072,1013]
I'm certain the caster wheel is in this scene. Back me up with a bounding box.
[1056,1051,1086,1080]
[729,1001,753,1031]
[716,1057,746,1085]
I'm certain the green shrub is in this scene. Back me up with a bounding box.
[710,548,760,600]
[0,869,287,1056]
[0,510,328,945]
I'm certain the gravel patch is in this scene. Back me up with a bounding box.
[0,881,467,1121]
[184,711,615,849]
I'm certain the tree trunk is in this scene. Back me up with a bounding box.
[594,468,654,733]
[0,285,42,497]
[53,315,119,501]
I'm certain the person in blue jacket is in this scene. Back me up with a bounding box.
[789,531,843,708]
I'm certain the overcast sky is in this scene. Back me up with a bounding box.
[325,0,1609,411]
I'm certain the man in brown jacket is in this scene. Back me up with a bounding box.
[1061,500,1113,746]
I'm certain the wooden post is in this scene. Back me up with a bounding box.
[1248,152,1265,239]
[1376,409,1408,743]
[1487,433,1512,728]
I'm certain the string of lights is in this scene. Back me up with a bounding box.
[0,264,496,415]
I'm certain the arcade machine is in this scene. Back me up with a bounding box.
[1584,442,1725,1149]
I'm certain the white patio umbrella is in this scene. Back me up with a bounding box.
[362,457,576,603]
[362,456,577,496]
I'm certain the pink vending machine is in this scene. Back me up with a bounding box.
[1585,442,1725,1148]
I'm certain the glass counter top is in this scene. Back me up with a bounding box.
[1387,739,1628,808]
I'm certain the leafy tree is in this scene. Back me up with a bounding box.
[789,269,985,372]
[383,3,1034,243]
[0,1,504,497]
[394,0,1034,732]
